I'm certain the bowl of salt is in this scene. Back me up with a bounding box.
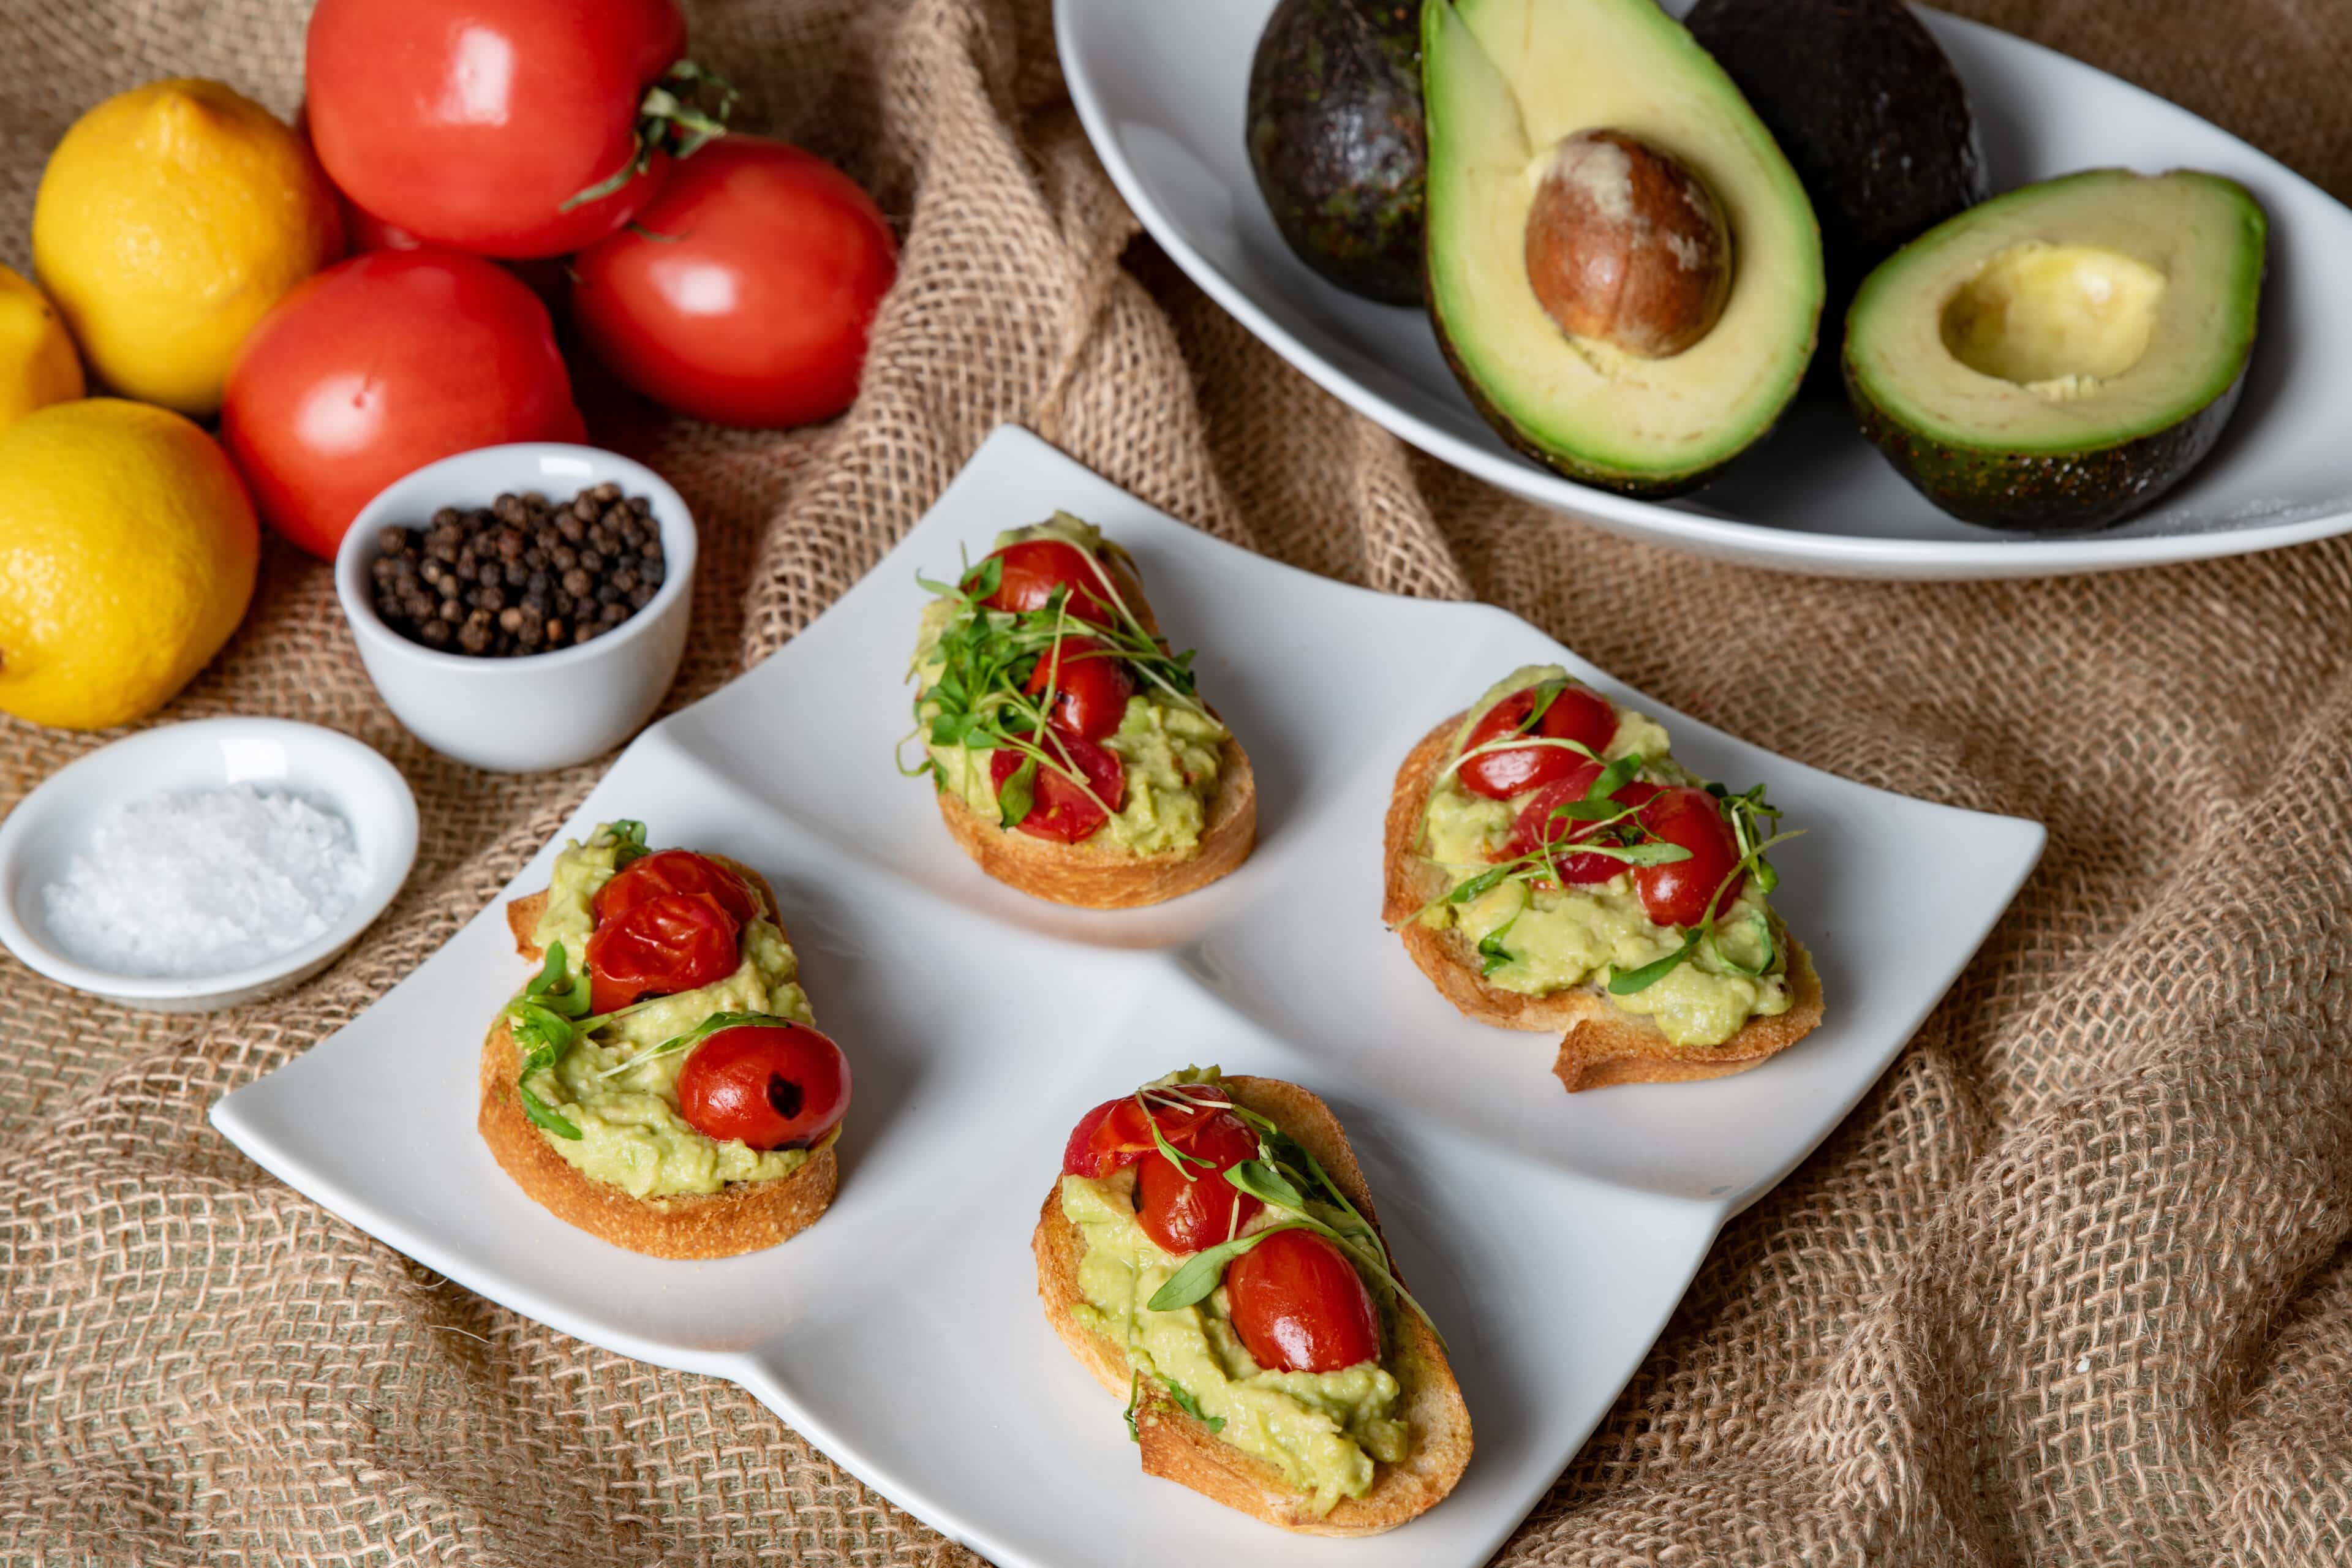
[0,718,419,1012]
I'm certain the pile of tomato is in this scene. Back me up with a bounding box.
[587,847,850,1152]
[1062,1093,1381,1376]
[228,0,899,560]
[978,537,1148,843]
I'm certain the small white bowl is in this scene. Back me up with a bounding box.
[334,443,697,773]
[0,718,420,1012]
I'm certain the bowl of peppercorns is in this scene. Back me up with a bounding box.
[334,443,697,772]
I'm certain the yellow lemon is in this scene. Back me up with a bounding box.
[0,399,259,731]
[0,266,83,430]
[32,78,343,417]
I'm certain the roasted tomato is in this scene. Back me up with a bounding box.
[1225,1228,1382,1374]
[989,731,1125,843]
[979,539,1130,625]
[1503,761,1661,885]
[1136,1110,1264,1255]
[584,891,740,1014]
[1024,635,1134,741]
[675,1019,850,1150]
[594,848,759,927]
[305,0,695,258]
[1456,680,1618,801]
[1632,785,1746,929]
[1061,1088,1229,1178]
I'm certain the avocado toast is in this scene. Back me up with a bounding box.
[1383,668,1822,1091]
[1035,1070,1471,1534]
[479,822,850,1257]
[907,512,1255,909]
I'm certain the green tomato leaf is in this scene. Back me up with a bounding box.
[1607,930,1703,995]
[1145,1224,1298,1313]
[517,1081,582,1140]
[1476,930,1513,976]
[606,820,651,869]
[997,753,1038,829]
[596,1009,795,1082]
[1163,1381,1225,1433]
[1224,1159,1306,1210]
[958,555,1004,601]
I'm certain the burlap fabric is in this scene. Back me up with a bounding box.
[2,0,2349,1561]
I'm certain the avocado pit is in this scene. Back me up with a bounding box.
[1522,129,1732,360]
[1939,240,2166,401]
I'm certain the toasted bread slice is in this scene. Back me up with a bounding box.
[1382,715,1825,1092]
[478,856,839,1259]
[1033,1076,1472,1535]
[935,732,1256,909]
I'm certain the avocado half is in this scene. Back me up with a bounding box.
[1421,0,1823,499]
[1844,169,2267,532]
[1247,0,1427,306]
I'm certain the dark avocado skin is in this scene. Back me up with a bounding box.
[1687,0,1986,342]
[1247,0,1426,306]
[1844,355,2248,532]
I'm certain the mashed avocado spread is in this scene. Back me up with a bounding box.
[1060,1079,1409,1515]
[911,514,1227,856]
[519,823,825,1198]
[1416,665,1792,1049]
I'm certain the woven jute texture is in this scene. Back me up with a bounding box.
[4,0,2351,1562]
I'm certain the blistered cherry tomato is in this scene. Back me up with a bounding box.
[1456,681,1618,801]
[1136,1111,1264,1255]
[1632,785,1746,928]
[675,1020,851,1150]
[1025,635,1134,741]
[1504,762,1662,885]
[1062,1092,1228,1178]
[979,540,1128,625]
[1225,1229,1382,1374]
[594,849,760,927]
[989,731,1125,843]
[584,891,741,1014]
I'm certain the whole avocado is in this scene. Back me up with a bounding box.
[1246,0,1426,306]
[1687,0,1987,318]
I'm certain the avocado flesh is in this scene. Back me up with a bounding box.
[1844,168,2266,532]
[1247,0,1427,306]
[1422,0,1823,497]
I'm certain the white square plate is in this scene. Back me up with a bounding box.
[213,428,2043,1567]
[1057,0,2352,579]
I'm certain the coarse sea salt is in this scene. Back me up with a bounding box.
[43,785,368,979]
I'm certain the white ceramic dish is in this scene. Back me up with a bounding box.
[213,428,2043,1566]
[335,443,697,773]
[0,718,418,1012]
[1058,0,2352,580]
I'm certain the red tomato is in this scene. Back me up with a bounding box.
[1632,785,1746,929]
[570,136,898,428]
[339,193,423,252]
[1456,681,1619,801]
[980,540,1126,625]
[1504,763,1661,885]
[675,1020,851,1150]
[1024,636,1134,741]
[584,891,740,1014]
[989,731,1125,843]
[305,0,692,258]
[1136,1111,1264,1255]
[1226,1229,1382,1374]
[594,850,759,927]
[1061,1091,1229,1178]
[221,251,585,559]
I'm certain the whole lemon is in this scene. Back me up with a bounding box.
[32,79,343,417]
[0,266,83,429]
[0,399,259,731]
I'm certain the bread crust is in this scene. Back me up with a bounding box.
[1032,1076,1472,1536]
[935,731,1256,909]
[1381,714,1825,1091]
[479,856,841,1259]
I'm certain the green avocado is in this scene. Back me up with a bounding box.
[1843,168,2267,532]
[521,823,821,1199]
[1686,0,1988,355]
[1420,0,1823,497]
[1246,0,1427,306]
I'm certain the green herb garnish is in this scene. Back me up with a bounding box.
[1163,1381,1224,1433]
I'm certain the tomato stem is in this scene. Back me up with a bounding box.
[562,59,741,213]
